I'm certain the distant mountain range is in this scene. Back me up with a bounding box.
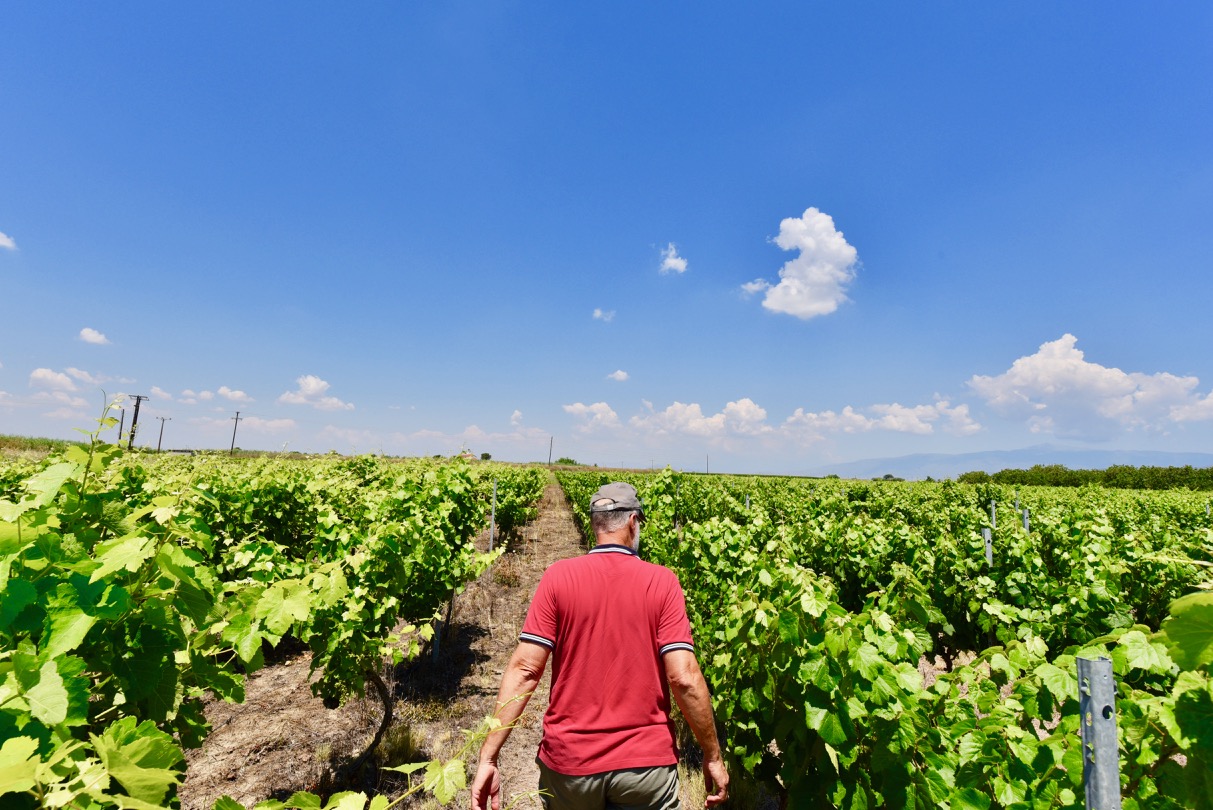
[805,445,1213,481]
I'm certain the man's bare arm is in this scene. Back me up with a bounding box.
[664,649,729,808]
[471,641,551,810]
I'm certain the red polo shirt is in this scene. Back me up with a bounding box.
[519,544,696,776]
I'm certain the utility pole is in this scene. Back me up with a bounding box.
[117,408,126,443]
[127,395,149,451]
[230,411,243,456]
[156,417,171,453]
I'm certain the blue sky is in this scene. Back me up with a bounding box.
[3,3,1212,473]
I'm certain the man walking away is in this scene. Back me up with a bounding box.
[470,482,728,810]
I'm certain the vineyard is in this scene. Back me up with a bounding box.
[0,413,546,810]
[555,470,1213,810]
[3,417,1212,810]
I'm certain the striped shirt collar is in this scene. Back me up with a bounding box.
[588,543,638,556]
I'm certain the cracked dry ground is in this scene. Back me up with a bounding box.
[181,479,583,810]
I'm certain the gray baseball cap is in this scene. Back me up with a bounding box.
[589,482,645,517]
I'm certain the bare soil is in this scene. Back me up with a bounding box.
[180,478,585,810]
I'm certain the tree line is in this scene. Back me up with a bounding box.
[957,463,1213,490]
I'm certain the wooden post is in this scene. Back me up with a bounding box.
[990,500,996,530]
[982,527,993,567]
[489,480,498,552]
[1022,508,1030,533]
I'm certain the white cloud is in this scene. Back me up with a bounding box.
[740,280,770,297]
[320,425,379,447]
[278,375,354,411]
[783,398,981,439]
[745,207,858,320]
[563,402,621,432]
[968,334,1202,439]
[510,409,524,426]
[151,386,173,400]
[630,398,773,439]
[592,308,615,323]
[44,406,88,420]
[0,231,15,250]
[79,327,111,345]
[242,416,297,432]
[659,243,688,274]
[218,385,254,404]
[199,390,214,401]
[607,370,629,382]
[1173,393,1213,423]
[63,367,104,386]
[30,368,77,391]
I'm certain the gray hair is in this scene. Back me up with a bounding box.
[590,508,636,536]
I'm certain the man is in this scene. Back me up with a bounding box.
[470,482,729,810]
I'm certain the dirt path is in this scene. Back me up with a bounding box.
[180,477,586,810]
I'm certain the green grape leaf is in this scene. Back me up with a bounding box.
[90,535,156,582]
[0,578,36,631]
[423,759,466,805]
[211,798,247,810]
[0,736,39,796]
[800,587,829,618]
[1174,677,1213,751]
[254,581,313,635]
[42,604,97,660]
[383,762,428,775]
[24,462,79,508]
[91,716,183,805]
[1161,593,1213,671]
[322,792,368,810]
[25,659,69,726]
[806,705,850,746]
[284,792,323,809]
[0,498,29,524]
[952,787,992,810]
[1035,662,1077,707]
[1118,630,1172,673]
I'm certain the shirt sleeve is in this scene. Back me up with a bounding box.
[519,568,558,650]
[656,572,694,656]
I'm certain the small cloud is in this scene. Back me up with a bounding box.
[65,368,103,386]
[79,327,111,345]
[243,416,296,432]
[0,231,16,251]
[740,279,770,297]
[659,243,688,274]
[510,409,523,426]
[592,308,615,323]
[278,374,354,411]
[199,390,215,401]
[218,385,254,404]
[30,368,77,392]
[746,207,859,320]
[150,386,173,400]
[607,370,629,382]
[563,401,621,432]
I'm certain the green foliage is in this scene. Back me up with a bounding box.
[0,407,546,808]
[556,469,1213,808]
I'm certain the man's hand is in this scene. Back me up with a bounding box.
[703,755,729,807]
[470,760,501,810]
